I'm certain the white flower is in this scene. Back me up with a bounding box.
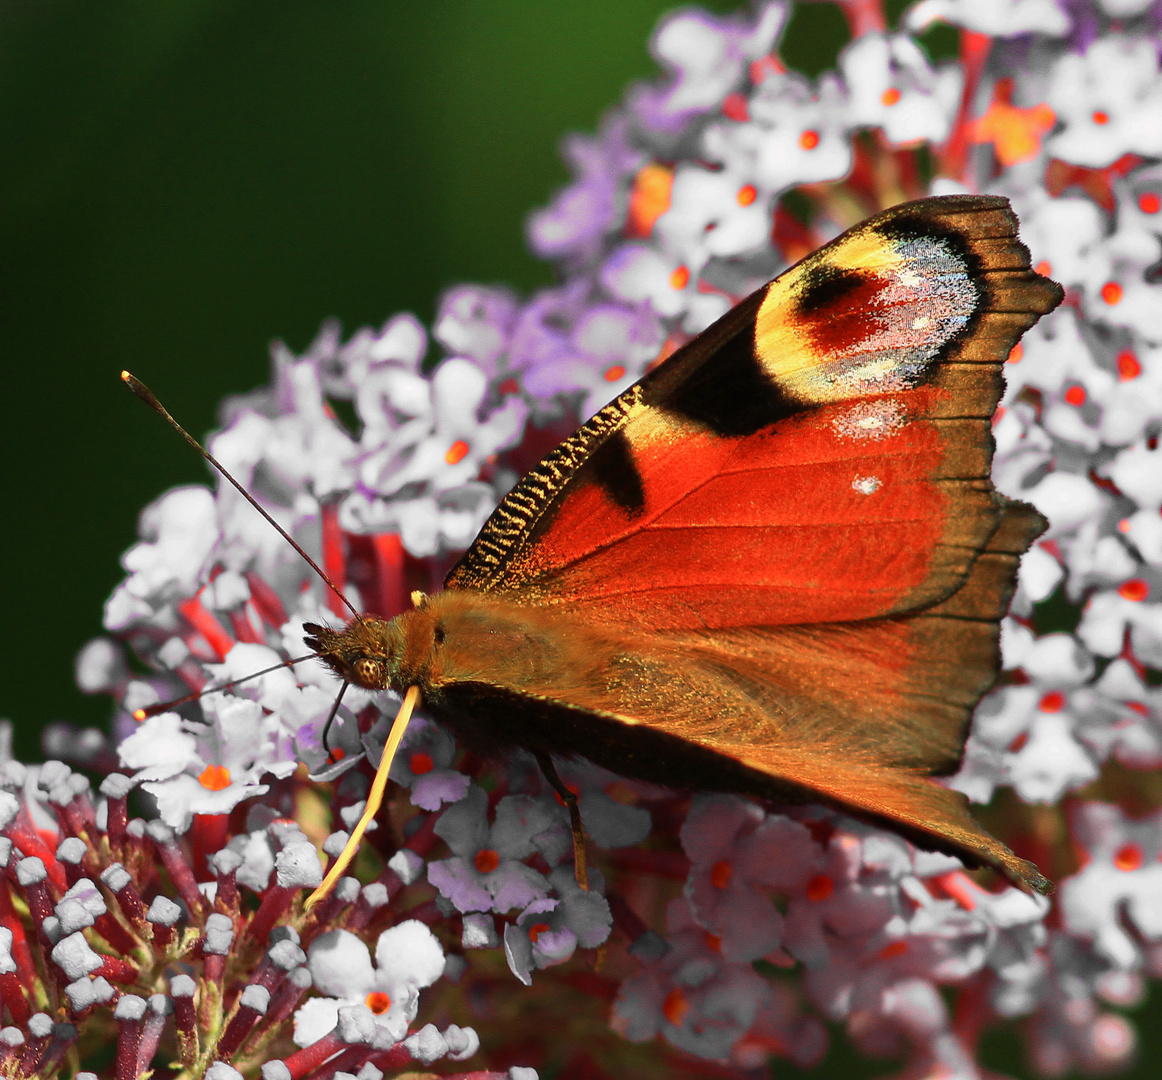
[293,921,445,1047]
[905,0,1071,38]
[839,33,963,146]
[1045,34,1162,167]
[103,487,218,630]
[702,71,852,195]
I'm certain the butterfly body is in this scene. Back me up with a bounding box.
[307,194,1063,895]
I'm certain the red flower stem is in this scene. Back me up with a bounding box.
[113,1005,144,1080]
[97,956,139,984]
[203,953,226,986]
[938,30,993,181]
[16,1015,52,1074]
[247,884,295,944]
[264,966,311,1028]
[170,976,198,1063]
[0,972,30,1026]
[104,794,129,851]
[215,865,239,913]
[281,1031,346,1078]
[148,827,204,917]
[214,994,265,1060]
[135,997,170,1076]
[190,814,230,880]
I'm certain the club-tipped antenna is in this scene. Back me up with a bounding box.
[121,371,359,621]
[132,653,318,720]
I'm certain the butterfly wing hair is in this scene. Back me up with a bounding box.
[414,195,1063,893]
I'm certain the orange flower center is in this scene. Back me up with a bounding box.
[365,991,391,1014]
[1119,579,1149,602]
[1064,385,1086,406]
[1101,281,1123,305]
[604,364,627,383]
[1035,260,1052,276]
[662,987,690,1027]
[1139,192,1161,214]
[528,922,551,943]
[1039,691,1065,713]
[799,129,820,150]
[1007,343,1023,364]
[736,184,757,206]
[879,940,908,959]
[1116,350,1141,380]
[198,765,231,791]
[710,860,733,888]
[445,440,470,465]
[1092,110,1110,125]
[881,87,901,106]
[1114,844,1142,871]
[806,874,834,901]
[474,849,500,874]
[409,752,434,775]
[670,265,690,290]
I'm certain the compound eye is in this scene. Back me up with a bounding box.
[353,658,385,687]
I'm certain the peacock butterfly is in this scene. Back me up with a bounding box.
[127,193,1063,907]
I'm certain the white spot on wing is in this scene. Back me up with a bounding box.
[832,400,905,441]
[852,474,882,495]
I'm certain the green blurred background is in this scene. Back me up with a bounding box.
[2,3,1158,1075]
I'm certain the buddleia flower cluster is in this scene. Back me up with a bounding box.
[5,0,1161,1075]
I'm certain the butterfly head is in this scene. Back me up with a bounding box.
[303,616,405,690]
[303,602,445,692]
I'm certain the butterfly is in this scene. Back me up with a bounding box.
[128,193,1063,907]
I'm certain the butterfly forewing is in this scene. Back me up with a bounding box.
[446,195,1060,633]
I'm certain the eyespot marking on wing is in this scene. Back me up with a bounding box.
[756,227,980,407]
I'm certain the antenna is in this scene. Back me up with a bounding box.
[132,653,317,720]
[121,371,359,620]
[124,370,419,911]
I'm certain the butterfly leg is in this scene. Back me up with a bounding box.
[534,751,589,892]
[320,681,349,759]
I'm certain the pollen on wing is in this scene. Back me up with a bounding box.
[851,474,882,495]
[831,400,906,441]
